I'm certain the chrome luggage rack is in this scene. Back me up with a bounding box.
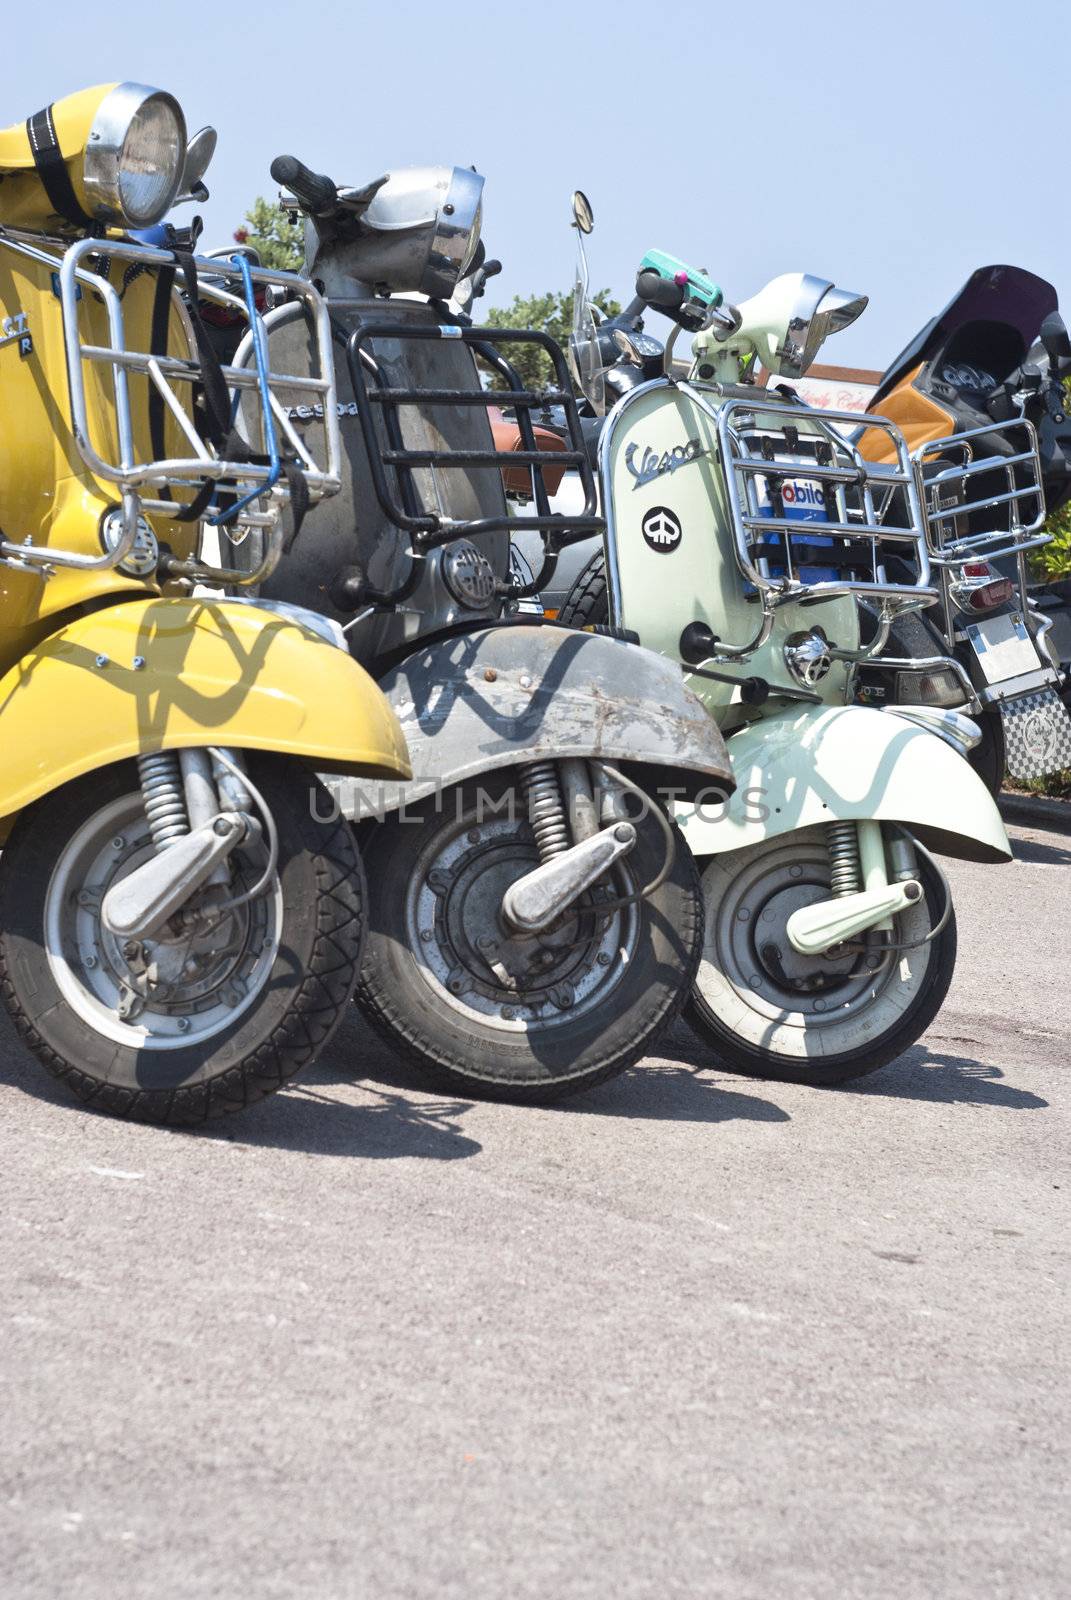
[911,419,1047,566]
[0,232,341,585]
[708,390,938,608]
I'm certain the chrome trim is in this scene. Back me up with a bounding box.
[0,233,340,582]
[702,386,937,607]
[778,275,867,379]
[221,596,349,651]
[881,704,982,756]
[83,83,186,228]
[976,663,1060,705]
[912,420,1047,567]
[848,648,980,711]
[596,380,659,629]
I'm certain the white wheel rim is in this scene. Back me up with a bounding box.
[696,829,936,1061]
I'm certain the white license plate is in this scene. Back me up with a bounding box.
[964,612,1041,686]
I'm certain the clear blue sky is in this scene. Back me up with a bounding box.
[6,0,1067,368]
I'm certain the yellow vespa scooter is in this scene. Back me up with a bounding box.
[0,83,410,1124]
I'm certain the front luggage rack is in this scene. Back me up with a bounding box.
[0,231,341,583]
[345,322,605,548]
[710,391,938,607]
[912,419,1047,566]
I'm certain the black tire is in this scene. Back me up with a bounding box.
[968,710,1006,799]
[356,771,702,1102]
[685,831,957,1087]
[0,757,365,1126]
[557,550,610,629]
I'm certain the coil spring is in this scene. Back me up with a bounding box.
[826,820,863,898]
[520,761,569,862]
[137,751,190,854]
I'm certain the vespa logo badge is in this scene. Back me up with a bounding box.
[625,435,708,490]
[641,505,683,553]
[287,401,360,422]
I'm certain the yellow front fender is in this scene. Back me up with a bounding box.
[0,598,410,831]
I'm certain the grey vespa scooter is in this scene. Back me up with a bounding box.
[230,155,735,1102]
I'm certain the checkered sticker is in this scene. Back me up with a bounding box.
[1000,688,1071,780]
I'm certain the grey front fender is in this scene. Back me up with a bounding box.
[323,625,734,820]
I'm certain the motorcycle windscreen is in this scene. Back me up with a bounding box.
[568,261,606,417]
[871,265,1059,406]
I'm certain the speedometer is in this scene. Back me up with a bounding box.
[941,362,997,393]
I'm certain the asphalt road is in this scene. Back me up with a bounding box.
[2,818,1068,1600]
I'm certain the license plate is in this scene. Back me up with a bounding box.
[964,612,1041,686]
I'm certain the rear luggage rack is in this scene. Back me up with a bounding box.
[0,231,340,583]
[708,391,937,607]
[912,419,1047,566]
[345,322,605,548]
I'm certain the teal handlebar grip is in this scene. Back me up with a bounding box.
[639,248,723,309]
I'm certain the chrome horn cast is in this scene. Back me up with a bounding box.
[784,628,833,687]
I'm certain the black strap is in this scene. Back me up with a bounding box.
[171,250,312,545]
[173,250,236,449]
[147,265,176,466]
[145,249,313,544]
[26,105,96,230]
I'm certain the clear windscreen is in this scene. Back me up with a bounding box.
[568,255,606,416]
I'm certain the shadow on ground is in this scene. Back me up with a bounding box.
[653,1025,1049,1111]
[0,1002,1047,1154]
[0,1008,483,1161]
[1012,834,1071,867]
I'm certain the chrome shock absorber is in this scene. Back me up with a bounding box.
[826,820,863,898]
[136,752,190,854]
[520,761,570,862]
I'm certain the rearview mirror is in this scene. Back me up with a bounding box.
[176,126,217,203]
[1040,311,1071,370]
[572,190,594,234]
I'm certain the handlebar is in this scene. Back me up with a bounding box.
[270,154,338,216]
[635,269,686,311]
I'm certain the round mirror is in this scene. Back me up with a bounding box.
[571,190,594,234]
[180,126,217,195]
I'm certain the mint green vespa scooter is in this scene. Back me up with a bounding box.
[558,197,1013,1087]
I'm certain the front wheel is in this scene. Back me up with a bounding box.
[0,757,365,1124]
[355,772,702,1102]
[686,826,956,1086]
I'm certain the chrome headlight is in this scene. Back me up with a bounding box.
[778,275,868,379]
[346,164,484,297]
[83,82,186,227]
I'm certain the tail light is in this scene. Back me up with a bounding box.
[197,286,271,327]
[952,559,1015,614]
[893,668,966,707]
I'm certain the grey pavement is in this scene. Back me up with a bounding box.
[1,820,1068,1600]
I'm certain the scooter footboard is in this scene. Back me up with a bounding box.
[674,703,1011,863]
[324,624,734,821]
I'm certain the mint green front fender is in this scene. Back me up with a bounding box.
[674,704,1011,863]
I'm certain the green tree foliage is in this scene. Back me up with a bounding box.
[1029,378,1071,581]
[1032,498,1071,582]
[235,198,304,272]
[482,287,621,391]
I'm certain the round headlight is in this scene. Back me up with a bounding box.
[84,83,186,227]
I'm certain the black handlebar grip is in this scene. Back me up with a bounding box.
[270,155,338,216]
[636,269,686,310]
